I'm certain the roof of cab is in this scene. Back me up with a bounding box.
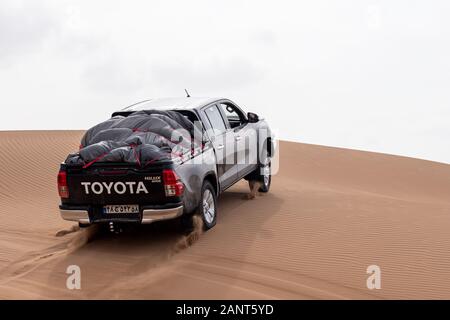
[121,97,223,112]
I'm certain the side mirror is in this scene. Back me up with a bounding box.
[247,112,259,123]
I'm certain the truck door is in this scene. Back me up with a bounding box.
[218,101,257,179]
[203,104,237,189]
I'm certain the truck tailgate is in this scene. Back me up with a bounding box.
[63,164,174,206]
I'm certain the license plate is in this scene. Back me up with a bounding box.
[103,204,139,214]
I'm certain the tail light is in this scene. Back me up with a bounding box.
[163,169,184,197]
[57,170,69,198]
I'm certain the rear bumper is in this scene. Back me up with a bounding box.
[141,206,183,224]
[59,204,183,225]
[59,209,90,224]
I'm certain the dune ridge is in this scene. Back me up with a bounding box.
[0,130,449,299]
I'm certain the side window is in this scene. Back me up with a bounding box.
[204,105,227,135]
[218,103,245,129]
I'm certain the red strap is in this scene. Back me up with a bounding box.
[130,144,141,167]
[82,152,109,169]
[142,151,184,168]
[131,128,184,145]
[82,142,187,169]
[142,155,162,167]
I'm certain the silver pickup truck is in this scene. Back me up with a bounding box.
[57,97,275,231]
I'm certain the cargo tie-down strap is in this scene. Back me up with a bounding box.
[66,109,201,168]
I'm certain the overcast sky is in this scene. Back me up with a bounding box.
[1,0,449,163]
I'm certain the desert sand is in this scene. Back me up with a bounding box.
[0,130,449,299]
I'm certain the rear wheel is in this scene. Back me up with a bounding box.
[198,181,217,230]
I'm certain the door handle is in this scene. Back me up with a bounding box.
[235,136,242,141]
[217,144,224,150]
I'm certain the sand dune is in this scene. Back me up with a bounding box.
[0,130,449,299]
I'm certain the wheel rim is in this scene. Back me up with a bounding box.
[263,172,270,187]
[202,189,215,224]
[262,160,271,188]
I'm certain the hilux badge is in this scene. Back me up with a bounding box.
[145,176,161,183]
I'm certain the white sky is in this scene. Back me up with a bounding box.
[1,0,449,163]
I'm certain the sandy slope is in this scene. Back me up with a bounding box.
[0,131,449,299]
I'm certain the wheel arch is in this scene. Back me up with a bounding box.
[203,171,219,196]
